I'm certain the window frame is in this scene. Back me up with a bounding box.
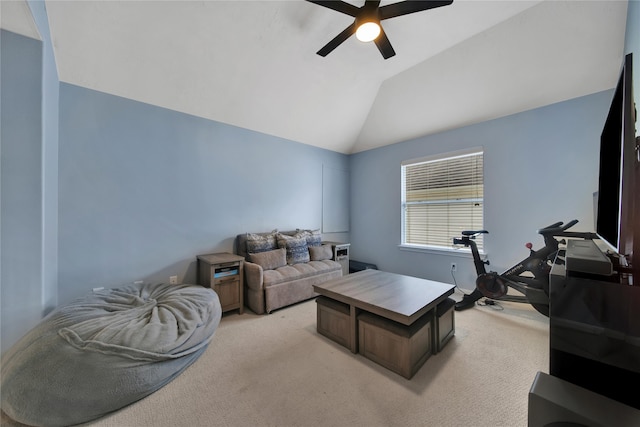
[399,147,485,255]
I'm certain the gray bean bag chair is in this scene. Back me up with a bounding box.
[1,282,221,426]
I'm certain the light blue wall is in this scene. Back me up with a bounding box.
[29,0,60,316]
[349,90,614,290]
[58,84,349,304]
[1,2,59,354]
[1,30,45,351]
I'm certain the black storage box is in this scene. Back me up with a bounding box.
[349,260,378,273]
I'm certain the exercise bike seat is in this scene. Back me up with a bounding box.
[462,230,488,236]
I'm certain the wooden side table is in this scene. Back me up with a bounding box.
[323,241,350,276]
[197,253,244,314]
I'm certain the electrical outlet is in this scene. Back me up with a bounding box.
[451,263,457,272]
[169,275,178,284]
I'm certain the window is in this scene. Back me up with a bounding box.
[401,148,484,251]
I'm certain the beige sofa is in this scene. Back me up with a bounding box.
[236,230,343,314]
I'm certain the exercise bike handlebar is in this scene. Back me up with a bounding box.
[455,220,583,247]
[542,219,599,240]
[454,220,581,247]
[536,219,578,236]
[538,221,563,231]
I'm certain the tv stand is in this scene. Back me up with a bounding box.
[529,248,640,425]
[546,249,640,410]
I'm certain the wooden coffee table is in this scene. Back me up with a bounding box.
[314,269,455,378]
[313,269,455,354]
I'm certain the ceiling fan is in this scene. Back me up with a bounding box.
[306,0,454,59]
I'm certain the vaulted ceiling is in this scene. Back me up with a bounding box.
[2,1,629,154]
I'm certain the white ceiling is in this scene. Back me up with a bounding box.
[1,0,41,39]
[6,1,630,154]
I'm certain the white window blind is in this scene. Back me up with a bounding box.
[402,149,484,251]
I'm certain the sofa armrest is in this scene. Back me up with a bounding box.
[243,261,266,314]
[244,261,264,291]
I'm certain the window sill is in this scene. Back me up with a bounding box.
[398,244,486,259]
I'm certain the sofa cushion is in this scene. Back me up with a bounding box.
[309,244,333,261]
[248,248,287,271]
[297,229,322,247]
[246,231,277,254]
[276,233,310,265]
[263,260,342,287]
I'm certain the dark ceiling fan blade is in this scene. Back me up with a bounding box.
[317,22,357,57]
[374,28,396,59]
[305,0,360,17]
[379,0,453,20]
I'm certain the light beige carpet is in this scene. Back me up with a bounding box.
[3,291,549,427]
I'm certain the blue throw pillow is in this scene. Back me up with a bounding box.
[277,233,310,265]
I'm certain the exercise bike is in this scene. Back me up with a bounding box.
[453,219,590,317]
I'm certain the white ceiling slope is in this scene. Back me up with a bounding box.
[40,1,628,154]
[1,0,41,40]
[354,0,628,152]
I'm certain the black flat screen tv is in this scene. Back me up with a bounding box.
[595,53,637,277]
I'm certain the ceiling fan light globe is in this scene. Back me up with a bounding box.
[356,22,380,42]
